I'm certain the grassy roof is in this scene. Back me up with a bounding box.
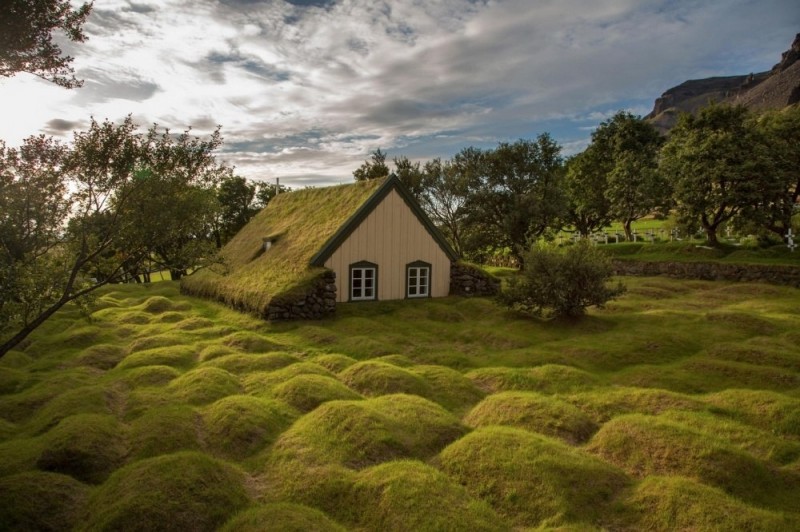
[182,179,384,316]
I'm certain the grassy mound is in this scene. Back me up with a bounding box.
[115,345,197,371]
[352,460,506,531]
[311,353,358,372]
[0,369,97,423]
[464,391,597,444]
[81,451,250,531]
[409,365,485,413]
[203,395,297,460]
[167,366,241,405]
[704,341,800,372]
[202,352,301,374]
[23,385,111,435]
[198,344,238,362]
[222,331,286,353]
[243,363,335,396]
[620,476,798,530]
[220,503,345,532]
[438,426,628,528]
[114,365,180,388]
[272,394,465,468]
[704,389,800,436]
[139,295,190,314]
[271,374,362,412]
[0,471,90,531]
[128,405,202,459]
[586,414,783,508]
[173,316,215,330]
[127,333,186,353]
[36,414,128,484]
[466,364,600,394]
[339,361,433,399]
[74,344,128,370]
[0,437,44,476]
[566,386,706,423]
[0,418,16,441]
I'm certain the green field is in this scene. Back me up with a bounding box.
[1,278,799,530]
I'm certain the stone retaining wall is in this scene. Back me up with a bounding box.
[612,260,800,287]
[450,262,501,296]
[266,270,337,320]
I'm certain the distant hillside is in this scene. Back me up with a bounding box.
[647,33,800,133]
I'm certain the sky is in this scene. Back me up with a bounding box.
[1,0,798,187]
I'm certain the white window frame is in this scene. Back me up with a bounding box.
[406,262,431,298]
[350,262,377,301]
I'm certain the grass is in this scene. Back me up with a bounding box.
[0,278,799,529]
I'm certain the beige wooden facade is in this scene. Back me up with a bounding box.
[324,189,451,302]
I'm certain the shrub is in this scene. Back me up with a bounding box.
[499,241,624,318]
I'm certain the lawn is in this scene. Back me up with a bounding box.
[0,278,798,530]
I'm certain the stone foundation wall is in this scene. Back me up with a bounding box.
[612,260,800,287]
[450,262,501,296]
[266,270,337,320]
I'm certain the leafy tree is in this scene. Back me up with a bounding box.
[0,117,231,358]
[0,0,93,88]
[498,240,625,318]
[754,106,800,239]
[466,135,565,264]
[660,104,777,246]
[353,148,390,181]
[392,155,425,197]
[216,176,257,245]
[416,157,473,257]
[254,181,290,208]
[589,111,667,241]
[564,151,612,236]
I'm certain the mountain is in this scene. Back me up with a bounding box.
[646,33,800,133]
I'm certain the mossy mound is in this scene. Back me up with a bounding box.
[114,365,181,388]
[0,368,96,422]
[222,331,285,353]
[704,389,800,436]
[374,354,416,367]
[139,296,190,314]
[128,405,202,459]
[467,364,600,395]
[678,358,800,392]
[0,437,44,476]
[272,394,465,468]
[0,471,90,531]
[705,311,779,335]
[74,344,128,370]
[438,426,628,528]
[220,503,345,532]
[36,413,128,484]
[0,418,17,441]
[620,476,798,531]
[203,395,297,460]
[339,361,433,399]
[81,451,250,531]
[586,414,781,508]
[198,344,238,362]
[410,365,485,412]
[167,367,241,405]
[127,333,186,353]
[173,316,215,330]
[24,385,111,435]
[704,341,800,372]
[312,353,358,373]
[352,460,507,531]
[0,366,28,395]
[567,386,706,423]
[464,391,597,444]
[258,460,358,523]
[271,374,362,412]
[203,352,301,374]
[115,345,197,371]
[243,362,335,396]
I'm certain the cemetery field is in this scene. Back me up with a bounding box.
[1,278,799,530]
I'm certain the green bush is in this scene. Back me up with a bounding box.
[499,241,624,318]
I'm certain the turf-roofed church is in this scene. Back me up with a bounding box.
[181,176,469,320]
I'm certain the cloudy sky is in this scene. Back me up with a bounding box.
[1,0,798,187]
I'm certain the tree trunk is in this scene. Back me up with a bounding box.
[623,220,633,241]
[0,297,70,358]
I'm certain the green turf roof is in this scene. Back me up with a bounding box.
[181,178,385,316]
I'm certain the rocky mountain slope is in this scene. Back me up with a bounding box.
[647,34,800,132]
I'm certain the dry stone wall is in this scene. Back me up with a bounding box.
[266,270,337,320]
[449,262,501,296]
[612,260,800,287]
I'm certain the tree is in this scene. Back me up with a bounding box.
[589,111,668,241]
[353,148,390,181]
[392,155,425,197]
[754,106,800,239]
[416,157,473,257]
[0,117,232,358]
[498,240,625,318]
[216,176,257,246]
[0,0,93,88]
[564,151,612,236]
[466,135,565,264]
[660,104,777,246]
[254,181,289,208]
